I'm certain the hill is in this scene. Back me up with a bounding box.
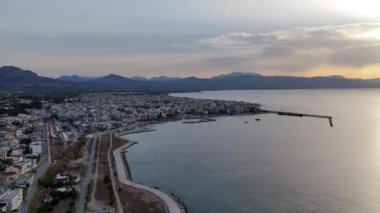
[0,66,72,90]
[1,66,380,92]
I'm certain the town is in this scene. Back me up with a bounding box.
[0,92,262,213]
[51,92,262,132]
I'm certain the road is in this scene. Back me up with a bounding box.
[75,136,98,213]
[19,115,52,213]
[113,140,182,213]
[107,134,124,213]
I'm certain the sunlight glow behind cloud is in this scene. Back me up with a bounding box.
[333,0,380,18]
[198,23,380,78]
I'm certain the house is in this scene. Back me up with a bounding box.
[0,189,23,212]
[55,174,69,185]
[7,165,22,175]
[0,148,8,160]
[2,172,19,184]
[29,142,42,156]
[0,140,19,149]
[10,149,22,157]
[15,130,23,138]
[3,132,14,141]
[148,110,159,120]
[9,149,23,163]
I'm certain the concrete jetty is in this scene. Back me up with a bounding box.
[117,126,156,136]
[269,111,334,127]
[113,139,183,213]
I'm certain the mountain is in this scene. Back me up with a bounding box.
[0,66,71,90]
[131,76,148,81]
[58,75,94,82]
[211,72,262,79]
[0,66,39,80]
[2,66,380,92]
[95,74,127,82]
[150,76,181,82]
[367,78,380,83]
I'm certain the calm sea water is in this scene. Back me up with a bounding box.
[125,89,380,213]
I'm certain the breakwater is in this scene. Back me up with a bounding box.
[268,110,334,127]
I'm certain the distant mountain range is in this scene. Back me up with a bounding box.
[58,74,182,82]
[2,66,380,92]
[0,66,75,90]
[57,75,96,82]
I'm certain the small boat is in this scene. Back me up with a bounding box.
[255,118,261,121]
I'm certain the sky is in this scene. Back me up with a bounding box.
[1,0,380,79]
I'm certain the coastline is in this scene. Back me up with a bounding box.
[113,134,186,213]
[111,112,268,212]
[117,110,269,136]
[110,108,334,212]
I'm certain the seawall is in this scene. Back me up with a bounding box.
[113,136,186,213]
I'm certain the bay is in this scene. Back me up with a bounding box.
[125,89,380,213]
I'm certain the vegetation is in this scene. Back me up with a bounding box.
[31,137,87,213]
[0,163,6,171]
[85,179,94,210]
[18,92,78,104]
[24,127,34,135]
[38,167,58,188]
[103,175,115,206]
[0,99,43,116]
[33,189,78,213]
[20,137,32,144]
[61,136,86,160]
[35,203,55,213]
[23,145,32,155]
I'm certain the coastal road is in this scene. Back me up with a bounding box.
[19,117,52,213]
[75,136,98,213]
[108,134,124,213]
[113,138,182,213]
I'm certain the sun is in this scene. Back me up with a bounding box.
[333,0,380,18]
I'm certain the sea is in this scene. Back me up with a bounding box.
[124,89,380,213]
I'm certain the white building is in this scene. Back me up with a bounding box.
[0,139,19,149]
[10,149,23,163]
[15,130,23,138]
[0,147,8,160]
[0,189,23,212]
[30,142,42,156]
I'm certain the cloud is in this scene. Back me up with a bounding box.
[199,23,380,72]
[2,20,380,78]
